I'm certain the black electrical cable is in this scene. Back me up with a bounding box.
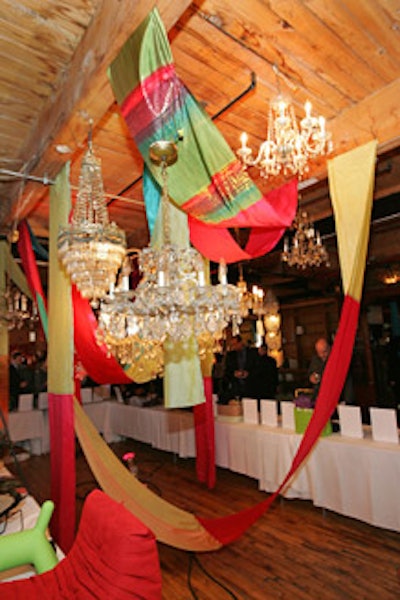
[187,552,240,599]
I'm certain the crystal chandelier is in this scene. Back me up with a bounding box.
[237,68,332,179]
[57,124,126,300]
[0,279,37,331]
[281,210,330,269]
[97,141,242,377]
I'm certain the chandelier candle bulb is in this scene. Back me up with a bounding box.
[218,261,228,286]
[198,270,206,287]
[284,237,289,253]
[121,276,130,292]
[157,270,166,287]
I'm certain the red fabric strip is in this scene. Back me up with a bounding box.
[120,64,178,140]
[188,179,298,263]
[193,377,216,489]
[48,393,76,553]
[199,295,360,544]
[73,286,132,385]
[189,218,286,263]
[17,221,47,309]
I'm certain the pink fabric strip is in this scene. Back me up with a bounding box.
[48,393,76,553]
[193,377,216,489]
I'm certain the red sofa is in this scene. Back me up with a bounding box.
[1,489,162,599]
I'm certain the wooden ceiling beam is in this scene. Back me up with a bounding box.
[8,0,192,224]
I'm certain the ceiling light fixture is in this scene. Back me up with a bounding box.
[281,210,330,269]
[237,65,332,179]
[57,122,126,301]
[96,141,242,378]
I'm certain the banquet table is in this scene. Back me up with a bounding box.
[6,401,400,533]
[8,410,47,456]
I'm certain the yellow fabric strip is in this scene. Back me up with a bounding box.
[328,140,377,301]
[74,398,221,551]
[0,240,32,299]
[152,196,205,408]
[48,164,74,394]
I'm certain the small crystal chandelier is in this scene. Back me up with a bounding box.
[0,279,37,331]
[237,66,332,179]
[281,210,330,269]
[57,123,126,300]
[97,141,242,377]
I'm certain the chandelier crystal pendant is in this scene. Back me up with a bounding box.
[97,140,242,377]
[237,67,332,179]
[57,124,126,301]
[281,210,330,269]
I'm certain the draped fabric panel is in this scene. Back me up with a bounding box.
[193,377,216,489]
[48,164,75,553]
[72,142,377,551]
[72,287,132,386]
[74,399,222,552]
[18,221,48,339]
[108,8,298,264]
[0,239,32,300]
[108,7,297,487]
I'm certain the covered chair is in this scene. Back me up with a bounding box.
[1,490,162,599]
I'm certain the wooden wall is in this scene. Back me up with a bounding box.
[281,297,340,370]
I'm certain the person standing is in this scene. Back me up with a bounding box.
[9,351,28,411]
[220,335,257,402]
[250,344,278,403]
[308,338,331,404]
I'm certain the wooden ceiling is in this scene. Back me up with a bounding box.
[1,0,400,304]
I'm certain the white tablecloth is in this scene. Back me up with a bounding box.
[6,402,400,532]
[8,411,46,455]
[310,433,400,532]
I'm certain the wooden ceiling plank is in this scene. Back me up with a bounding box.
[6,0,193,226]
[195,0,379,102]
[269,0,387,96]
[343,0,400,63]
[329,78,400,156]
[305,0,400,78]
[0,0,96,45]
[174,14,348,117]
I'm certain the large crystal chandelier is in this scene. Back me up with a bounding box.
[281,210,330,269]
[57,125,126,300]
[236,68,332,179]
[97,141,242,377]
